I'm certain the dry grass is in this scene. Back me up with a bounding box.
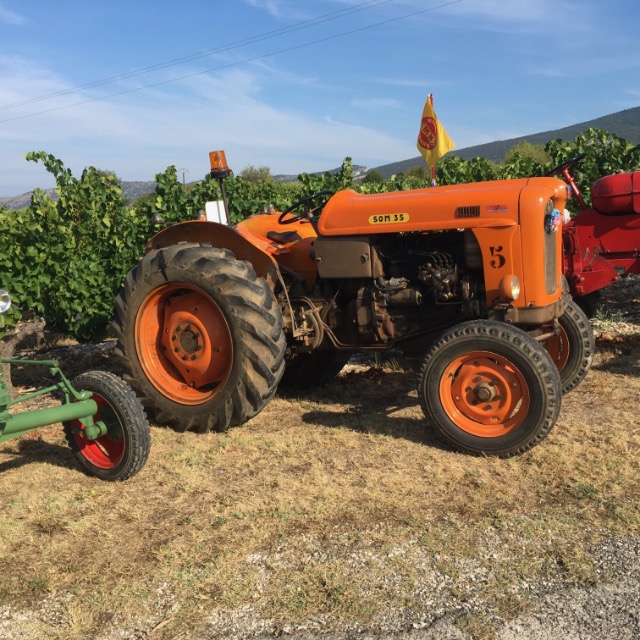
[0,281,638,639]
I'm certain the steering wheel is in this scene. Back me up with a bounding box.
[545,152,587,177]
[278,190,334,225]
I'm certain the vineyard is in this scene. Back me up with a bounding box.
[1,129,639,342]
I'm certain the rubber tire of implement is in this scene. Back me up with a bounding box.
[418,320,562,457]
[63,371,150,481]
[113,244,286,433]
[279,350,352,390]
[546,296,595,394]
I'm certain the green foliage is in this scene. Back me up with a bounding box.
[239,165,273,183]
[435,155,499,185]
[3,128,637,341]
[297,158,355,195]
[362,169,384,185]
[0,152,152,341]
[544,129,640,204]
[504,141,551,165]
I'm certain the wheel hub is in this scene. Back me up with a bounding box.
[473,381,497,403]
[173,324,202,359]
[442,352,529,433]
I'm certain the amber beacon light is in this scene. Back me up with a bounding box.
[209,150,232,179]
[209,150,232,219]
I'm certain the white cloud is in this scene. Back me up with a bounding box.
[0,58,416,195]
[0,4,25,25]
[243,0,290,19]
[527,50,640,78]
[372,76,438,89]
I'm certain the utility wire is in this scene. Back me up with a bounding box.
[0,0,464,124]
[0,0,398,112]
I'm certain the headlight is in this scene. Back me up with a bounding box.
[0,289,11,314]
[499,275,520,301]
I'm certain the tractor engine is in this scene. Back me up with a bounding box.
[290,230,484,351]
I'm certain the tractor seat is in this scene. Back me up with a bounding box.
[266,230,303,245]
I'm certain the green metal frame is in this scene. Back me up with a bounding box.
[0,358,104,443]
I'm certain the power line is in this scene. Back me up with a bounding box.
[0,0,397,112]
[0,0,464,124]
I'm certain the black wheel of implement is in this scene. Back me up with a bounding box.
[279,350,352,390]
[113,244,286,433]
[418,320,562,457]
[543,296,595,394]
[63,371,150,481]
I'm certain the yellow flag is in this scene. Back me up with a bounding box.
[416,95,455,170]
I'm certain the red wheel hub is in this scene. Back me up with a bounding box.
[69,394,124,470]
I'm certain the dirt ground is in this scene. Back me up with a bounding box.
[0,276,638,640]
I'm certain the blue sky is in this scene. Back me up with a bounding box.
[1,0,639,196]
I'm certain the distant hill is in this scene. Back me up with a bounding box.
[371,105,640,178]
[0,166,369,211]
[273,164,369,183]
[0,181,158,212]
[3,106,639,209]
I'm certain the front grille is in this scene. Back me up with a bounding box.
[544,199,558,294]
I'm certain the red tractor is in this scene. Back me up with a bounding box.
[113,151,596,457]
[554,153,640,315]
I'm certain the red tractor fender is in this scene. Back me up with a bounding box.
[563,207,640,296]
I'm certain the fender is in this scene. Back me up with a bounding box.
[145,220,281,289]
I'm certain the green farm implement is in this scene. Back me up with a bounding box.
[0,290,150,480]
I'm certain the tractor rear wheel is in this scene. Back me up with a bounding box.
[544,296,595,394]
[418,320,561,457]
[113,244,286,433]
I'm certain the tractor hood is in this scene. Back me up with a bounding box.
[317,176,567,236]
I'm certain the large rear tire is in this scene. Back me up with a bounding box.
[543,296,595,394]
[418,320,561,457]
[113,244,286,433]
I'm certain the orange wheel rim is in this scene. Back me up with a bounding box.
[135,283,233,405]
[439,350,530,437]
[544,324,570,373]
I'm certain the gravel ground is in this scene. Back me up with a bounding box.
[174,537,640,640]
[0,536,637,639]
[1,276,638,640]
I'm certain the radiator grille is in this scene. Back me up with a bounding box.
[455,205,480,218]
[544,200,558,294]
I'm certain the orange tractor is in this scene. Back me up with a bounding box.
[113,151,594,457]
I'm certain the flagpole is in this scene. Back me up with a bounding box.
[416,91,454,185]
[429,94,436,187]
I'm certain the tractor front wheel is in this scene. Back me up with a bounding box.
[113,244,286,433]
[418,320,562,457]
[63,371,150,481]
[543,296,595,394]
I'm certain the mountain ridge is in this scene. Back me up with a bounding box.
[372,105,640,178]
[2,105,638,210]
